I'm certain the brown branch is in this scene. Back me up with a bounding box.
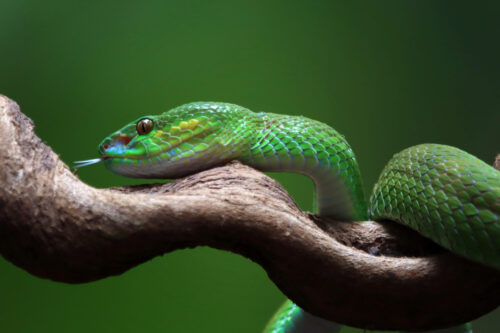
[0,95,498,331]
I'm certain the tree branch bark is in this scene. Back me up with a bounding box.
[0,95,498,331]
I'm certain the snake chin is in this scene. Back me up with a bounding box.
[102,150,232,179]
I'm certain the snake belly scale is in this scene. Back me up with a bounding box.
[76,102,499,333]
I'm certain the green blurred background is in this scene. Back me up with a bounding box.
[0,1,498,332]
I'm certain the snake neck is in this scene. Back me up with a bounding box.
[239,112,367,221]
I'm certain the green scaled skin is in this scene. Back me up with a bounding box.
[94,102,499,333]
[370,144,500,269]
[263,300,341,333]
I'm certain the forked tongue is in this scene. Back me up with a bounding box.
[73,158,103,168]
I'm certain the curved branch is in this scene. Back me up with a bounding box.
[0,95,498,331]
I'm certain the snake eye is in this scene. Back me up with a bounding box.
[136,118,154,135]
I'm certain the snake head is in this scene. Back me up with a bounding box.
[97,102,256,178]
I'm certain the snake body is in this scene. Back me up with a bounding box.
[87,102,499,332]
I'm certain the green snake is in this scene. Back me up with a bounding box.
[75,102,499,333]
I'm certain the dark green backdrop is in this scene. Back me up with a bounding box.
[0,1,498,332]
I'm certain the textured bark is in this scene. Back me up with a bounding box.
[0,94,498,331]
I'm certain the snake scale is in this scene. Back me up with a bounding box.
[76,102,499,333]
